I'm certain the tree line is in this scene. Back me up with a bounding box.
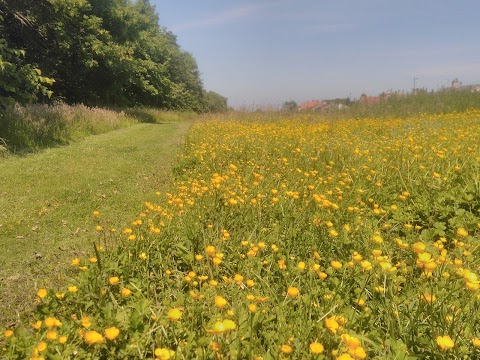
[0,0,227,112]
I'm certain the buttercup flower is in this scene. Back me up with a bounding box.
[105,326,120,340]
[436,335,454,350]
[309,342,324,354]
[167,308,182,321]
[84,331,104,345]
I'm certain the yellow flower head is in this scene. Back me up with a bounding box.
[104,326,120,340]
[214,295,228,308]
[109,276,120,285]
[84,330,104,345]
[309,342,324,354]
[325,316,340,334]
[167,308,182,321]
[472,337,480,348]
[44,317,62,328]
[456,227,468,238]
[287,287,299,299]
[336,354,354,360]
[281,344,292,354]
[36,341,48,352]
[331,260,343,270]
[341,333,361,350]
[155,348,175,360]
[422,292,436,304]
[436,335,454,350]
[37,288,47,299]
[81,316,92,328]
[412,242,426,254]
[207,319,236,334]
[120,287,132,298]
[46,330,57,341]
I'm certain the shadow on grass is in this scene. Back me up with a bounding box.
[124,108,159,123]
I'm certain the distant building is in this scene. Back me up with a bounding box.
[451,78,480,92]
[359,95,380,105]
[452,78,461,90]
[298,100,328,111]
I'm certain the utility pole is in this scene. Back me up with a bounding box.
[413,77,419,95]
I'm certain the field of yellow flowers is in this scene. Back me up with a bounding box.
[2,110,480,359]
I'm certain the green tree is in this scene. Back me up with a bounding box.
[282,100,298,111]
[1,0,225,111]
[0,13,53,108]
[203,90,228,112]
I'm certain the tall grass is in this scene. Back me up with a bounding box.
[0,103,137,153]
[124,107,196,124]
[327,89,480,119]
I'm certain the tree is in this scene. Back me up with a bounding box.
[282,100,298,111]
[0,12,54,108]
[203,91,228,112]
[0,0,226,111]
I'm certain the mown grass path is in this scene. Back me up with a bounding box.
[0,121,192,326]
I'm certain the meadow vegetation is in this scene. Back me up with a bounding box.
[2,107,480,359]
[0,119,191,329]
[323,89,480,119]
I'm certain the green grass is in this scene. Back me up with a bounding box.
[0,104,138,153]
[0,121,192,327]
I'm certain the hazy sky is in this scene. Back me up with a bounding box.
[151,0,480,108]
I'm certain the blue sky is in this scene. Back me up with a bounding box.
[151,0,480,108]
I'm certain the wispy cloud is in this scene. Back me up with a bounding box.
[304,23,355,33]
[170,4,268,32]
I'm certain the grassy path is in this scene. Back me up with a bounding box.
[0,121,191,326]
